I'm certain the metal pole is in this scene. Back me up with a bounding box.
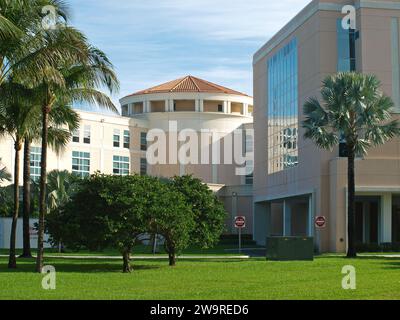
[152,233,157,255]
[239,228,242,254]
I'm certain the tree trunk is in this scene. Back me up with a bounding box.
[36,106,49,273]
[20,139,32,258]
[168,251,176,267]
[347,147,357,258]
[122,249,132,273]
[8,140,22,269]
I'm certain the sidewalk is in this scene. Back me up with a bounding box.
[0,254,250,260]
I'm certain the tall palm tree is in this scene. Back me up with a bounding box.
[302,72,400,258]
[20,104,80,258]
[0,82,40,268]
[35,35,119,273]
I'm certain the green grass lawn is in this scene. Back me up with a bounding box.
[0,255,399,300]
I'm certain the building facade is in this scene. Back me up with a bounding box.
[0,76,254,240]
[253,0,400,252]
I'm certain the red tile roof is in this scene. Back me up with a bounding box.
[124,76,250,97]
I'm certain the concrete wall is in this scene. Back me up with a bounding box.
[0,218,51,249]
[253,0,400,252]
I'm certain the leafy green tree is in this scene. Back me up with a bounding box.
[148,178,193,266]
[46,174,149,272]
[0,185,13,217]
[170,175,226,249]
[302,72,400,257]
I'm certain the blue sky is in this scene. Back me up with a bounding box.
[68,0,310,111]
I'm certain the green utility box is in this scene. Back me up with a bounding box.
[266,237,314,261]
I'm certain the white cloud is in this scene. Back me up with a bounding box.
[69,0,311,106]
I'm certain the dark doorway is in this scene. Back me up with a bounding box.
[355,196,380,244]
[393,196,400,243]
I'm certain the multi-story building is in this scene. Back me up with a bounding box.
[253,0,400,252]
[0,76,254,238]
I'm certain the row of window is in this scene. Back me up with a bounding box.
[267,38,299,174]
[72,127,147,151]
[30,147,147,180]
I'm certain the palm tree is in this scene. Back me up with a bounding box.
[47,169,79,252]
[302,72,400,257]
[0,82,40,268]
[34,32,119,273]
[20,104,80,258]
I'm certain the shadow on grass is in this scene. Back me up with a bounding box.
[0,260,161,274]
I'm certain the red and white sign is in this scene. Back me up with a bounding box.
[235,216,246,229]
[315,216,327,229]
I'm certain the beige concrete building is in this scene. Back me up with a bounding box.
[253,0,400,252]
[0,76,254,235]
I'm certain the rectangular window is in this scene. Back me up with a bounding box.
[123,130,130,149]
[122,105,129,116]
[30,147,41,182]
[72,151,90,178]
[83,125,91,144]
[72,129,80,143]
[140,132,147,151]
[113,156,130,176]
[392,18,400,112]
[337,19,356,72]
[267,38,299,174]
[113,129,120,148]
[218,104,223,112]
[140,158,147,176]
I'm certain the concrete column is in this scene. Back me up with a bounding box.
[227,101,232,114]
[223,101,228,113]
[212,163,218,184]
[169,99,175,112]
[164,100,169,112]
[380,194,392,243]
[253,202,270,246]
[283,200,292,236]
[307,195,314,237]
[243,103,249,116]
[199,99,204,112]
[195,100,200,112]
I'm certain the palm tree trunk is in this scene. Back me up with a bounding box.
[36,106,49,273]
[8,140,22,269]
[347,147,357,258]
[21,139,32,258]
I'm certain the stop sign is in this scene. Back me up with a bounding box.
[235,216,246,229]
[315,216,327,229]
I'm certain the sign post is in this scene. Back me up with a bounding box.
[235,216,246,254]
